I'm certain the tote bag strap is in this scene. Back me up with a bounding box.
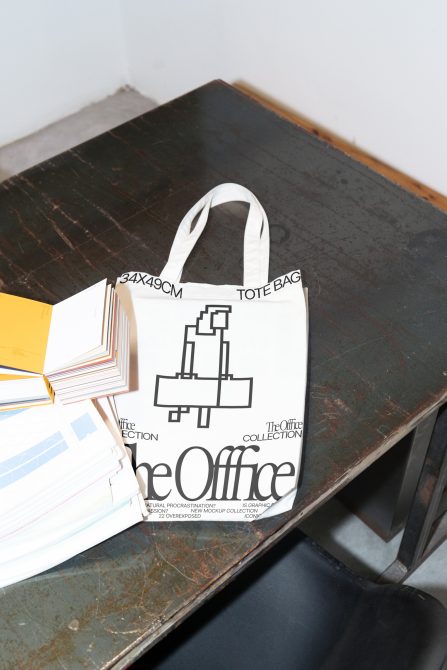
[160,183,270,287]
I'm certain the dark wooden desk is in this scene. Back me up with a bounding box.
[1,81,446,669]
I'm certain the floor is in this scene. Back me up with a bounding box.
[302,497,447,606]
[0,88,156,181]
[1,88,446,609]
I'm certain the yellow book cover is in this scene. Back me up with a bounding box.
[0,293,53,374]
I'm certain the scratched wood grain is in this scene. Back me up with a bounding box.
[0,81,446,669]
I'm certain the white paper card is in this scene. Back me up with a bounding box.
[44,279,107,372]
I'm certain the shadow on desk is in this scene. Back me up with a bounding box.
[133,529,447,670]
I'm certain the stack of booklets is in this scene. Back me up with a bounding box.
[0,279,129,411]
[0,398,147,588]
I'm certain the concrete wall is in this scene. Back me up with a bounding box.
[0,0,127,146]
[1,0,445,194]
[122,0,447,195]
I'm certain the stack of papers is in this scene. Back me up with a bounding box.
[0,279,129,410]
[0,399,147,588]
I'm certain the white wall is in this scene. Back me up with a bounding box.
[121,0,447,195]
[0,1,445,195]
[0,0,127,146]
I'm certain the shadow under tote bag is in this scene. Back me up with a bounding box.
[114,184,308,521]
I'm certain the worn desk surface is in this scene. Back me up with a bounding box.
[1,81,446,669]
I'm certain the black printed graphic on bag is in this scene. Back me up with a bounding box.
[154,305,253,428]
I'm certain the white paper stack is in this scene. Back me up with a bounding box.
[45,280,130,403]
[0,279,130,411]
[0,399,146,588]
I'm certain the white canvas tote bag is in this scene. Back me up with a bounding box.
[114,184,308,521]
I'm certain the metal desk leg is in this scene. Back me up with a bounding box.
[381,404,447,583]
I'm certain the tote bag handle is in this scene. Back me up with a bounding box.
[160,183,270,287]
